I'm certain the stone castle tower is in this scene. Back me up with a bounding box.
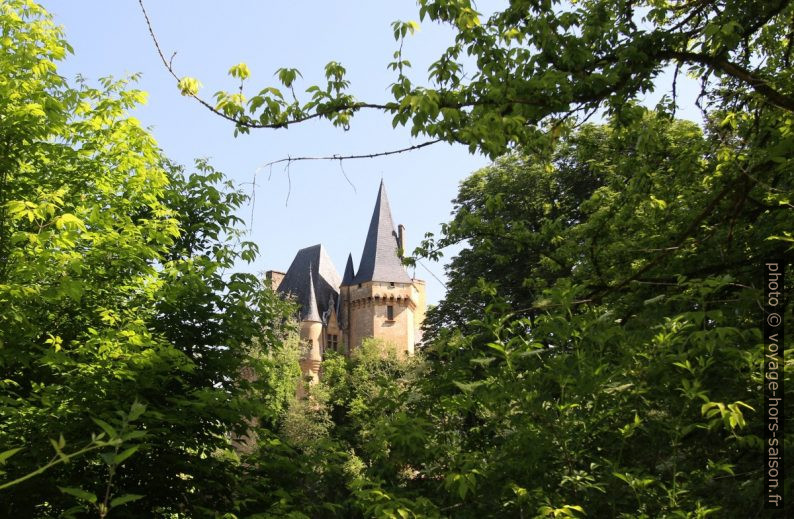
[266,181,426,382]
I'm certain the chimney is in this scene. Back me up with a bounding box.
[397,224,405,257]
[265,270,286,290]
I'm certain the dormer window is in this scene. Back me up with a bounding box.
[389,282,395,287]
[326,334,338,351]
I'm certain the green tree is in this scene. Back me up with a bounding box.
[0,2,297,516]
[3,1,792,516]
[404,111,792,517]
[229,339,437,518]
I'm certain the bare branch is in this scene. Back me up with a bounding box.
[338,159,356,194]
[259,139,442,170]
[416,259,447,289]
[137,0,392,129]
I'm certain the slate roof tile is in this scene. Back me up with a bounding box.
[352,181,412,284]
[278,244,341,322]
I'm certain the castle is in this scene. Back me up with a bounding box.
[266,181,426,382]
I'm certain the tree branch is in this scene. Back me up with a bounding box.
[587,175,739,304]
[259,139,443,169]
[660,49,794,112]
[137,0,392,129]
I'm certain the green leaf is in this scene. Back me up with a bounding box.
[100,451,116,466]
[59,486,97,504]
[49,438,68,462]
[91,418,117,439]
[177,77,202,96]
[453,380,485,394]
[485,342,507,356]
[0,447,23,465]
[114,445,140,465]
[128,401,146,421]
[228,63,250,80]
[613,472,629,484]
[110,493,144,508]
[643,294,665,305]
[121,430,147,441]
[54,213,85,230]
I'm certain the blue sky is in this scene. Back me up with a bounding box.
[44,1,702,305]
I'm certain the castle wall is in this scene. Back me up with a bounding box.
[346,281,419,355]
[412,279,427,344]
[371,298,414,355]
[325,308,342,354]
[348,302,374,354]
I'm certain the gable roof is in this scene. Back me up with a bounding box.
[353,181,412,284]
[278,244,341,321]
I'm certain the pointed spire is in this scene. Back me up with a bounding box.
[303,264,321,322]
[354,181,412,284]
[341,253,355,286]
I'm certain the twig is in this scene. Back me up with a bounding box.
[672,62,680,116]
[137,0,392,128]
[416,259,447,289]
[249,169,258,227]
[260,139,443,169]
[338,159,356,194]
[0,443,103,491]
[285,161,292,207]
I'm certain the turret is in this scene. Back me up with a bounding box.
[298,266,323,383]
[343,181,422,354]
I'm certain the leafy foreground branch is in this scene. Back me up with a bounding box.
[2,402,148,518]
[141,0,794,159]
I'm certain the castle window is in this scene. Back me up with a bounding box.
[389,282,395,287]
[326,334,338,351]
[386,305,394,321]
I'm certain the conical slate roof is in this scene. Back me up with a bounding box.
[303,267,321,322]
[278,244,341,322]
[353,181,412,284]
[341,253,355,286]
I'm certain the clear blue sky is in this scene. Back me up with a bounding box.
[44,1,702,305]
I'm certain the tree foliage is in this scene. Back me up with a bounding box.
[406,111,793,516]
[234,111,792,517]
[0,2,296,516]
[2,0,793,517]
[157,0,794,157]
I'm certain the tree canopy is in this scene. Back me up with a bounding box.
[1,0,792,517]
[0,2,297,516]
[151,0,794,157]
